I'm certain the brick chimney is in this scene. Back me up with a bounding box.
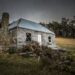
[1,12,9,36]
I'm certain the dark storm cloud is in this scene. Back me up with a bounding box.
[0,0,75,23]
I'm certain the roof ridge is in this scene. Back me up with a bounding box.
[18,18,39,24]
[9,18,54,34]
[18,18,48,29]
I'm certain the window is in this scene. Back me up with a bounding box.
[0,23,2,28]
[38,34,42,45]
[26,33,31,41]
[48,36,51,42]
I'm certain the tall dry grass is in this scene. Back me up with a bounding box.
[56,37,75,56]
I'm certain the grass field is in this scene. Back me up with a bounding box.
[0,54,41,75]
[0,37,75,75]
[0,51,74,75]
[56,37,75,56]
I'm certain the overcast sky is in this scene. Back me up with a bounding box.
[0,0,75,23]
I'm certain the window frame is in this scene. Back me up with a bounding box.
[48,36,51,42]
[26,33,32,42]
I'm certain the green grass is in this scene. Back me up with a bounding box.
[0,54,41,75]
[0,38,75,75]
[0,51,75,75]
[0,53,74,75]
[0,54,63,75]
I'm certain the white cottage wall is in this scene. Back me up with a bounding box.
[17,28,39,47]
[16,28,55,47]
[9,28,17,47]
[42,33,53,46]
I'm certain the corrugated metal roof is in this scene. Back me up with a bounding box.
[9,18,54,34]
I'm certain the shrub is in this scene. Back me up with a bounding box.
[22,44,32,52]
[21,41,42,54]
[40,48,75,75]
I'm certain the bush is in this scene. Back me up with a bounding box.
[40,48,75,75]
[22,44,32,52]
[21,41,42,55]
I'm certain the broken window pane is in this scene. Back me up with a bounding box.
[26,33,31,41]
[48,36,51,42]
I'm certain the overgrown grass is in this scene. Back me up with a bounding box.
[0,50,75,75]
[0,38,75,75]
[0,53,41,75]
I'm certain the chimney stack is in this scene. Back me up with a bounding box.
[1,12,9,35]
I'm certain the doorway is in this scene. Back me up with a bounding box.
[38,34,42,45]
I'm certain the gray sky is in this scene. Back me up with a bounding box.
[0,0,75,23]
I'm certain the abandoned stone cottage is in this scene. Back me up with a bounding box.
[0,13,56,49]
